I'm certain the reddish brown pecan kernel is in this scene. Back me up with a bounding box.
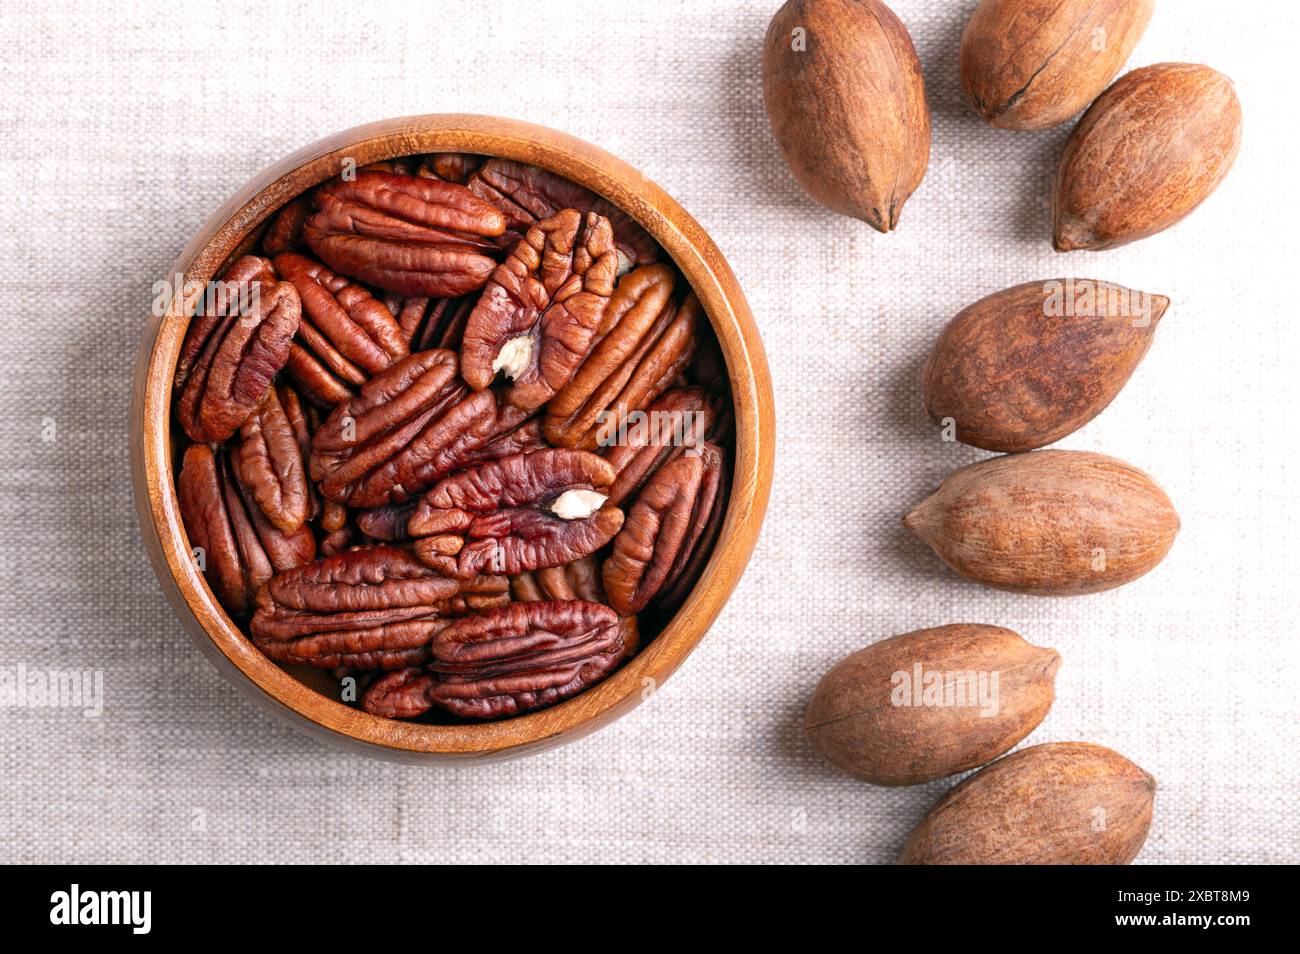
[468,159,660,269]
[425,600,624,719]
[175,259,300,443]
[512,556,639,659]
[310,350,534,508]
[233,386,311,533]
[460,209,619,409]
[602,442,726,616]
[406,448,624,578]
[381,293,476,352]
[276,383,322,524]
[262,194,312,256]
[178,444,315,618]
[249,544,507,669]
[174,255,277,390]
[303,171,505,298]
[601,386,725,506]
[654,441,728,611]
[422,153,486,184]
[545,276,701,450]
[361,667,441,718]
[273,252,408,407]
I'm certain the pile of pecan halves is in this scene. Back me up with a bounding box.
[172,154,733,721]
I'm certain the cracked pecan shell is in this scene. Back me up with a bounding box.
[249,544,507,669]
[468,159,659,269]
[602,386,726,506]
[175,256,301,442]
[309,349,531,508]
[274,252,408,406]
[459,209,619,409]
[303,171,505,297]
[602,441,727,615]
[405,448,624,578]
[233,385,312,533]
[177,443,316,617]
[545,268,700,449]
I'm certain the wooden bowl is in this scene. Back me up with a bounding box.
[131,114,774,762]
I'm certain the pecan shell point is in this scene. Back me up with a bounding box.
[405,448,624,578]
[545,272,701,450]
[303,171,505,298]
[459,209,619,409]
[175,258,301,443]
[602,441,727,615]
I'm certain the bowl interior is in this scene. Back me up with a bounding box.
[133,115,773,761]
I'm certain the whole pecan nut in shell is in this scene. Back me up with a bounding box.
[175,255,301,443]
[405,448,624,578]
[459,209,619,410]
[303,171,505,297]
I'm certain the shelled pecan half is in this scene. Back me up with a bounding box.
[545,267,700,449]
[177,443,316,617]
[601,386,727,506]
[232,385,312,533]
[460,209,618,409]
[422,153,485,184]
[361,600,623,719]
[249,544,507,669]
[381,292,475,352]
[261,194,312,255]
[468,158,659,269]
[512,555,639,659]
[274,252,408,406]
[405,449,624,578]
[309,349,531,508]
[175,255,301,443]
[603,442,727,615]
[303,171,505,297]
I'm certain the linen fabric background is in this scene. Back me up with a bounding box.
[1,0,1295,864]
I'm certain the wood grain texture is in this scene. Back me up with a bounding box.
[130,114,775,762]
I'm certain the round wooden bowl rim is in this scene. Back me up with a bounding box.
[131,114,775,761]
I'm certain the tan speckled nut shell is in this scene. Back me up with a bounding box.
[899,742,1156,864]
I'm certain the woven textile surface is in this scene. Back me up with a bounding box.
[0,0,1295,864]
